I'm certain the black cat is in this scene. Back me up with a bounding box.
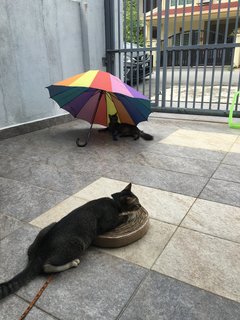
[99,113,153,141]
[0,183,141,300]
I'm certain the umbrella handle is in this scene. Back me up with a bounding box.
[76,119,95,147]
[76,138,88,147]
[76,90,103,147]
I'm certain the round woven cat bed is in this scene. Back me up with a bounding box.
[93,206,149,248]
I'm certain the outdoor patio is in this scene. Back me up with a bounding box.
[0,114,240,319]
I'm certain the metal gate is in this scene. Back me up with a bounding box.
[105,0,240,116]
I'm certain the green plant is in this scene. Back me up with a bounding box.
[124,0,144,46]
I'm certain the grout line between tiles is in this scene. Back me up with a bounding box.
[0,175,72,199]
[115,271,150,320]
[198,134,240,201]
[149,216,179,227]
[15,293,61,320]
[0,225,24,242]
[0,216,23,240]
[193,134,239,201]
[204,176,240,186]
[149,198,199,270]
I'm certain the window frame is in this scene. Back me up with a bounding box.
[170,0,193,7]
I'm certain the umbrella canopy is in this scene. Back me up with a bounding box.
[47,70,152,146]
[47,70,151,127]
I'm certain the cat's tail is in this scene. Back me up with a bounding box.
[140,131,154,141]
[0,257,43,300]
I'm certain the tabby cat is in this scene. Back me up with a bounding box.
[0,183,141,300]
[99,113,153,141]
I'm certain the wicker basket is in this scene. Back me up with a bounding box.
[93,206,149,248]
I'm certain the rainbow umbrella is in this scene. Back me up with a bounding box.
[47,70,151,146]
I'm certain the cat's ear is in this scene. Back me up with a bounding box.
[111,183,132,200]
[123,183,132,192]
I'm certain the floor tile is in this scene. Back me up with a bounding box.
[160,129,238,152]
[100,219,176,268]
[30,196,87,229]
[74,177,195,225]
[137,151,219,177]
[119,271,240,320]
[153,228,240,303]
[104,162,208,197]
[0,214,25,240]
[0,177,68,221]
[181,199,240,243]
[213,163,240,184]
[0,295,57,320]
[200,178,240,207]
[17,249,147,320]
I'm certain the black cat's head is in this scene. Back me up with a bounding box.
[111,183,141,212]
[109,113,119,123]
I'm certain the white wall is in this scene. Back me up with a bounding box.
[0,0,106,129]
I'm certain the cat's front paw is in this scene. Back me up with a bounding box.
[72,259,80,267]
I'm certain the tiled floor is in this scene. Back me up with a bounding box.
[0,115,240,319]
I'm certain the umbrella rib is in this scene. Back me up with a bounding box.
[91,91,103,124]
